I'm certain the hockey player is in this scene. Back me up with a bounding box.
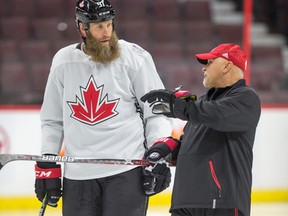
[34,0,177,215]
[141,43,261,216]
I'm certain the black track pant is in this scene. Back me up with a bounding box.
[171,208,243,216]
[62,167,148,216]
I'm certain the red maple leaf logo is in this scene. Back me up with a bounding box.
[67,76,119,125]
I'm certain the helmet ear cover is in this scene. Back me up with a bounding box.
[75,13,91,30]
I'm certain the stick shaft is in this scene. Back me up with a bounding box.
[0,154,176,169]
[38,193,48,216]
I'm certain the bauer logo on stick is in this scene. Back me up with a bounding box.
[41,155,74,162]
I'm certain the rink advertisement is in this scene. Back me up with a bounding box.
[0,106,287,204]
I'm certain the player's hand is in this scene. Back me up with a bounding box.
[141,86,196,117]
[143,162,171,196]
[144,137,180,163]
[34,161,62,207]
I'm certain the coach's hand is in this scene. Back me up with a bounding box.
[141,87,196,117]
[35,161,62,207]
[143,162,171,196]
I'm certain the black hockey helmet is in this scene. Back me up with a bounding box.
[75,0,115,30]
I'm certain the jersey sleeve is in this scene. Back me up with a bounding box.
[40,61,64,155]
[131,51,173,148]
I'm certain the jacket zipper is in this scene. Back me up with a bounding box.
[209,160,222,208]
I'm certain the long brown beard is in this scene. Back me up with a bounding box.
[84,31,120,64]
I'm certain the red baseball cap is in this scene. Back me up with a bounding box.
[195,43,247,72]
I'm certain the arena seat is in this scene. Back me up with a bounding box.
[64,0,79,18]
[152,0,181,20]
[0,0,35,17]
[183,0,212,22]
[184,21,214,45]
[34,0,65,18]
[214,23,243,44]
[149,42,184,63]
[20,41,52,63]
[117,0,149,21]
[250,45,284,93]
[0,40,20,62]
[64,19,81,41]
[156,61,206,96]
[0,63,30,95]
[251,45,284,69]
[152,20,183,43]
[30,62,51,93]
[121,20,151,45]
[32,18,65,40]
[0,17,30,40]
[184,42,215,60]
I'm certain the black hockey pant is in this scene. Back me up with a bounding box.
[62,167,148,216]
[171,208,244,216]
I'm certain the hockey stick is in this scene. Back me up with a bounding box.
[38,193,48,216]
[0,154,176,170]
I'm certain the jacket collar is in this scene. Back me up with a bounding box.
[206,79,246,100]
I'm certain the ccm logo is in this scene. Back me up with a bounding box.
[35,166,61,179]
[158,137,170,142]
[35,171,52,178]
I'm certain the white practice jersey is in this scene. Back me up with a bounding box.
[40,40,172,179]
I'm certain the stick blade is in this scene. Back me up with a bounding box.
[0,154,14,170]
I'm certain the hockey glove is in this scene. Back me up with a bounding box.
[35,161,62,207]
[143,162,171,196]
[144,137,180,163]
[141,86,196,117]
